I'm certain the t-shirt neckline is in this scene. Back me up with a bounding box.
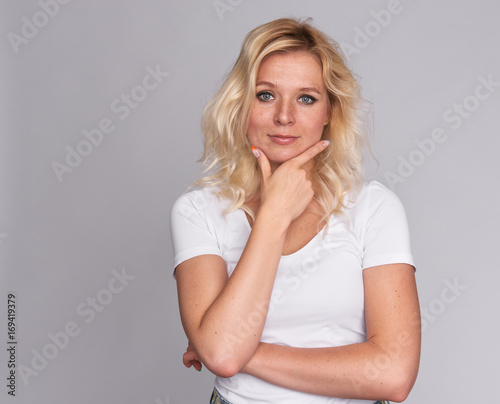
[237,208,330,258]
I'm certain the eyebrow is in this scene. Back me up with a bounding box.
[255,81,322,95]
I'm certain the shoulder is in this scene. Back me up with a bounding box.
[346,180,404,211]
[171,186,226,218]
[342,180,408,230]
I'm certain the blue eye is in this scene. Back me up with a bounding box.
[299,95,316,104]
[257,92,274,102]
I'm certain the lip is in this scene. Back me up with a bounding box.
[268,134,299,145]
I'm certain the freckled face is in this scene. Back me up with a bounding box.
[247,51,329,170]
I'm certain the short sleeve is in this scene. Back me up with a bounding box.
[361,183,415,270]
[170,191,222,275]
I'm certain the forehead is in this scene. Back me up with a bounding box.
[257,51,324,87]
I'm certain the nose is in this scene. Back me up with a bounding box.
[274,99,295,126]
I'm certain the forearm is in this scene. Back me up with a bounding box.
[179,142,330,377]
[190,210,288,375]
[242,336,419,402]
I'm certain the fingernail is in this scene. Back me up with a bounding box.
[251,146,260,158]
[197,369,202,372]
[322,140,331,147]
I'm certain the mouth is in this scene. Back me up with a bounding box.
[268,134,299,145]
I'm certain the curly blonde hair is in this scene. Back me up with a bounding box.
[196,17,367,223]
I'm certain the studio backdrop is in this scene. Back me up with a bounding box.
[2,0,499,403]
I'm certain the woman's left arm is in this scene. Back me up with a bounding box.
[241,263,421,403]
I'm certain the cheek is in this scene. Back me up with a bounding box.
[247,110,265,142]
[246,119,257,144]
[307,109,329,138]
[312,117,326,132]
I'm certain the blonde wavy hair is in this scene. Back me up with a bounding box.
[196,17,367,223]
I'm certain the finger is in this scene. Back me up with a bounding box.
[192,360,203,372]
[289,139,330,168]
[183,351,192,368]
[251,146,272,182]
[183,353,203,371]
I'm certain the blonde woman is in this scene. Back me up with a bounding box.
[171,18,420,404]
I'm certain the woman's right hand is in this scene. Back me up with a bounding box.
[252,140,330,225]
[175,141,330,378]
[183,341,203,372]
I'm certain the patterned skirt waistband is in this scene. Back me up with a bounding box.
[210,387,390,404]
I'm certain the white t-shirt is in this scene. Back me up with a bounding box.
[170,181,414,404]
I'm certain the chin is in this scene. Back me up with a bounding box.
[267,149,301,164]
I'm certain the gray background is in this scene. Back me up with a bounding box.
[1,0,499,403]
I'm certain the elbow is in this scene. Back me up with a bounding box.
[371,337,420,402]
[200,348,244,378]
[385,385,411,403]
[384,367,418,403]
[386,386,412,403]
[210,362,240,379]
[189,333,251,378]
[204,355,241,378]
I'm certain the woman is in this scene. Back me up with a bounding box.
[171,17,420,404]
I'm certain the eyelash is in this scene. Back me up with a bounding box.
[299,95,317,105]
[257,91,274,102]
[256,92,317,105]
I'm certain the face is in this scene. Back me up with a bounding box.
[247,51,329,170]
